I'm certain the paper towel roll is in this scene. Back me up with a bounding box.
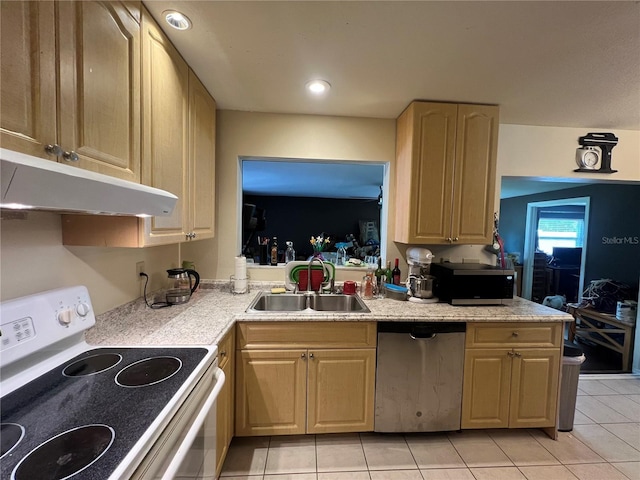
[234,255,248,293]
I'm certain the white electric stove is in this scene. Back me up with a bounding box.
[0,286,224,480]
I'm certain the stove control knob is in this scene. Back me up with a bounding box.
[76,302,91,317]
[57,309,74,326]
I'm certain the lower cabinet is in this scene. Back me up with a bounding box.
[235,322,377,436]
[461,322,562,430]
[215,328,235,477]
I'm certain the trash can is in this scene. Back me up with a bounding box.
[558,342,586,432]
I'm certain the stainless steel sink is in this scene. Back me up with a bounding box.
[307,294,368,312]
[246,292,370,313]
[247,294,307,312]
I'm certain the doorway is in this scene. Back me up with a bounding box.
[521,197,590,302]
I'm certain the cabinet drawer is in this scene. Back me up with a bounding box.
[217,328,235,369]
[466,322,562,348]
[236,322,377,350]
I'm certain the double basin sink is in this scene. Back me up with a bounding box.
[246,291,370,313]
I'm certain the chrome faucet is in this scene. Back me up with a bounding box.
[306,256,326,293]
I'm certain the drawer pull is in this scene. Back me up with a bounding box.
[63,150,79,162]
[512,331,519,337]
[45,144,63,156]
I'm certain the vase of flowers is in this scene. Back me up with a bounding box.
[309,234,330,260]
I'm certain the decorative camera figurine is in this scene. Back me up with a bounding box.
[575,132,618,173]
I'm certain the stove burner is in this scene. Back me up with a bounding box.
[11,424,114,480]
[62,353,123,377]
[1,423,25,459]
[115,356,182,387]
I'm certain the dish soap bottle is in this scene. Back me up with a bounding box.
[285,241,295,263]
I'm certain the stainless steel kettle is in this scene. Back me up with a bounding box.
[166,268,200,305]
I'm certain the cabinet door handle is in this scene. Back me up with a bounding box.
[191,232,197,239]
[507,351,514,357]
[453,237,459,242]
[62,150,79,162]
[309,353,314,359]
[220,351,226,357]
[301,353,306,359]
[45,144,63,157]
[514,352,522,357]
[446,237,452,243]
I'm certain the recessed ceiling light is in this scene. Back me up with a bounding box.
[164,10,192,30]
[306,80,331,95]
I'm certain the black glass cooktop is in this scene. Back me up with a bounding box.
[0,347,208,480]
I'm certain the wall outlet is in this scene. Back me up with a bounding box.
[136,261,145,279]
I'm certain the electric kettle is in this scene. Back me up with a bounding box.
[166,268,200,305]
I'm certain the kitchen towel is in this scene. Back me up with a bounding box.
[234,255,248,293]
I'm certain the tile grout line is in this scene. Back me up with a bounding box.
[401,434,425,479]
[357,433,373,479]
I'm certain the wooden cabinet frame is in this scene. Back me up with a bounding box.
[1,1,141,182]
[394,101,499,245]
[235,322,376,436]
[462,323,562,435]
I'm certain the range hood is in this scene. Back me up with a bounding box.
[1,148,177,217]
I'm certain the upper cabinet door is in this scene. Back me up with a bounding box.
[394,101,498,245]
[0,1,57,159]
[57,1,141,181]
[451,104,499,244]
[188,70,216,240]
[412,102,457,243]
[141,8,189,245]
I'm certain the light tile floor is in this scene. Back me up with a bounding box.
[214,376,640,480]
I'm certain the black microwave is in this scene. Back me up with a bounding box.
[430,263,515,305]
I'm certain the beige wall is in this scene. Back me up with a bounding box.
[182,110,405,282]
[498,125,639,180]
[2,113,638,313]
[495,125,640,209]
[0,212,179,314]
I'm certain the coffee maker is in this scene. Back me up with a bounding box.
[406,247,438,302]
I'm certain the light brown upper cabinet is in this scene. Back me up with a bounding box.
[61,8,216,247]
[0,1,141,182]
[394,102,499,245]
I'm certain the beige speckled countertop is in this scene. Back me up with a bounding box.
[86,281,573,348]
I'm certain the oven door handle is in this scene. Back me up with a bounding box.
[161,367,226,480]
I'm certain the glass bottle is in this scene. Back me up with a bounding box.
[336,243,347,266]
[270,237,278,266]
[285,241,295,263]
[392,258,401,285]
[385,261,392,284]
[361,271,374,299]
[374,258,384,296]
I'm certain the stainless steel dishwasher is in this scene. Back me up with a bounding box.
[374,322,466,432]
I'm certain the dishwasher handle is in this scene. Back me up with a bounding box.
[410,332,437,340]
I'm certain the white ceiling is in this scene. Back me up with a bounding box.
[143,1,640,199]
[145,1,639,129]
